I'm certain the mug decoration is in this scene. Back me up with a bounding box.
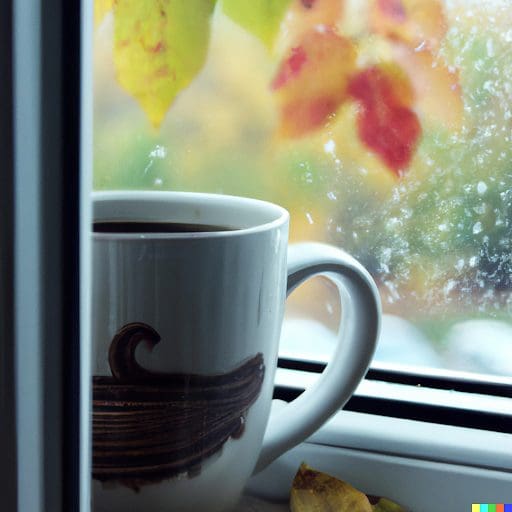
[92,322,265,492]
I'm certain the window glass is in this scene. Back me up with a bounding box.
[94,0,512,377]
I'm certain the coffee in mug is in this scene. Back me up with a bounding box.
[93,221,237,233]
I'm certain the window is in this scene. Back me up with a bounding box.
[92,8,512,507]
[94,1,512,380]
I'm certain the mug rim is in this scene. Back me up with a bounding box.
[92,190,289,239]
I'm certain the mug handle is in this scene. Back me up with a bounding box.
[254,242,381,473]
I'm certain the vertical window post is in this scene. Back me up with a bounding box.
[0,0,17,508]
[10,0,92,510]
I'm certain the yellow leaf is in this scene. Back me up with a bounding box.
[222,0,292,50]
[113,0,216,128]
[95,0,114,26]
[290,463,373,512]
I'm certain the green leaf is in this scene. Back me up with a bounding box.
[113,0,216,128]
[221,0,292,50]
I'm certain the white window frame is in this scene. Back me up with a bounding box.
[1,2,511,511]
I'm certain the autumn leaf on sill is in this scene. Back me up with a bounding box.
[347,64,421,176]
[290,463,408,512]
[112,0,216,128]
[221,0,293,51]
[271,29,356,138]
[370,0,447,51]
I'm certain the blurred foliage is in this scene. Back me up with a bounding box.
[111,0,215,127]
[221,0,292,50]
[97,0,462,175]
[94,0,512,329]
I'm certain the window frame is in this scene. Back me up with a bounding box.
[276,357,512,432]
[275,365,512,432]
[0,0,92,510]
[0,0,17,507]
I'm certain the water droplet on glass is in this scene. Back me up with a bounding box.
[486,38,495,57]
[149,145,167,159]
[477,181,488,194]
[473,221,483,234]
[444,279,456,295]
[414,40,427,52]
[381,247,392,262]
[324,139,336,155]
[384,280,400,303]
[143,160,154,175]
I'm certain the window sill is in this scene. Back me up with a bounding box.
[245,410,512,510]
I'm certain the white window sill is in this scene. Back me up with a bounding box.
[245,365,512,510]
[245,410,512,510]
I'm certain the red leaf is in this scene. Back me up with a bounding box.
[271,46,308,90]
[280,96,340,136]
[348,64,414,108]
[358,104,420,175]
[348,65,421,176]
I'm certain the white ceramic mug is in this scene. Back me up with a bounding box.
[91,191,380,512]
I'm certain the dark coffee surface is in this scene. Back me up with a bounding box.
[93,221,236,234]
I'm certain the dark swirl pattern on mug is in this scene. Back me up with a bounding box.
[92,322,265,491]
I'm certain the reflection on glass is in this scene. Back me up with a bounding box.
[94,0,512,377]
